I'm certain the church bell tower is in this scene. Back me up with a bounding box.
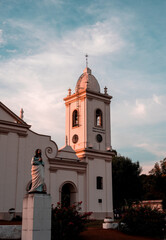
[64,61,115,219]
[64,66,112,153]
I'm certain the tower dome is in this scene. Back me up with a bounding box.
[75,67,100,93]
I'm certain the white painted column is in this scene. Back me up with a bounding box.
[22,193,51,240]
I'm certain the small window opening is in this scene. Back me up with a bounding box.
[96,176,103,190]
[73,110,79,127]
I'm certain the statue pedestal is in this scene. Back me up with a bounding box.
[22,193,51,240]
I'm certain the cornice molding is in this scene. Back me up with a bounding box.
[0,120,31,129]
[64,89,112,105]
[49,158,87,168]
[75,148,115,160]
[0,126,28,137]
[49,165,86,173]
[92,127,106,134]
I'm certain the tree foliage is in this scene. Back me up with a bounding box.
[142,157,166,209]
[112,155,166,210]
[119,205,165,238]
[112,155,142,209]
[149,158,166,176]
[51,202,92,240]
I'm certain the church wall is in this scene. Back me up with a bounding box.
[87,157,113,219]
[0,124,58,220]
[105,160,113,213]
[0,133,8,211]
[50,171,59,206]
[53,169,78,205]
[88,158,106,210]
[77,172,86,211]
[57,169,77,185]
[50,169,86,211]
[15,136,28,213]
[0,132,19,215]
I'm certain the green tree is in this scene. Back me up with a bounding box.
[149,162,161,176]
[147,158,166,209]
[140,174,162,200]
[160,158,166,176]
[112,155,142,209]
[149,158,166,176]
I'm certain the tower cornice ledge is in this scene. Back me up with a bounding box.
[86,89,112,99]
[64,89,112,105]
[75,148,116,159]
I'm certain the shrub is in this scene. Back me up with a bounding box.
[119,205,165,238]
[51,202,92,240]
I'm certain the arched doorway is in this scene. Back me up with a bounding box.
[60,182,77,207]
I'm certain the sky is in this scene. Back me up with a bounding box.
[0,0,166,174]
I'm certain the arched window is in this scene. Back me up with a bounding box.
[96,109,102,127]
[96,176,103,190]
[72,110,79,127]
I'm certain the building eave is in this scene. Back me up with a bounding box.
[0,119,31,129]
[64,89,112,105]
[0,101,30,127]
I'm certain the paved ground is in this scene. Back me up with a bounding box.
[79,228,158,240]
[0,221,159,240]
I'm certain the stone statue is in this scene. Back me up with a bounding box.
[29,149,45,193]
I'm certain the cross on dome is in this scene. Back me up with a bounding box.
[85,54,88,68]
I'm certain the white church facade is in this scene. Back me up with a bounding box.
[0,66,115,220]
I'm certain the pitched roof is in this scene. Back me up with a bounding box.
[0,101,30,128]
[57,145,79,161]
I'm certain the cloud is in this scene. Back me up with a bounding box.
[6,19,54,50]
[62,21,125,56]
[153,94,161,104]
[0,29,4,44]
[2,84,66,146]
[132,100,146,117]
[113,94,166,130]
[4,15,125,60]
[112,93,166,169]
[142,163,154,175]
[136,142,166,158]
[6,49,17,53]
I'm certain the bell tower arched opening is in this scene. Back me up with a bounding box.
[96,109,102,127]
[72,109,79,127]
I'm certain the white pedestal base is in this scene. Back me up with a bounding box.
[103,223,112,229]
[22,193,51,240]
[102,222,119,229]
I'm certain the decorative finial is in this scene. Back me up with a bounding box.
[85,54,88,68]
[68,88,71,96]
[20,108,24,119]
[104,86,108,95]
